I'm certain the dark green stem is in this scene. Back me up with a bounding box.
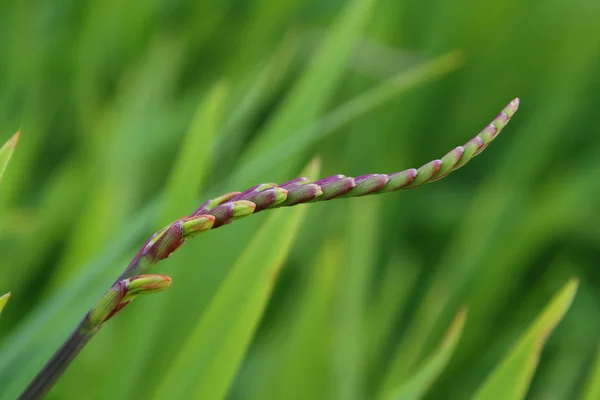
[18,325,97,400]
[18,98,519,399]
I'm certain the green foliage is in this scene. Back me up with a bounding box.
[0,131,19,184]
[153,160,319,399]
[1,0,599,399]
[0,132,19,320]
[383,309,467,400]
[473,279,578,400]
[0,293,9,315]
[581,347,600,400]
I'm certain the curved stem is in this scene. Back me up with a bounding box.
[18,98,519,398]
[18,324,96,400]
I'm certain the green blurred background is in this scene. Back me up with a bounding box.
[1,0,600,398]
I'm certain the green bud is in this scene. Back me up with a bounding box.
[455,136,484,169]
[193,192,241,215]
[406,160,443,188]
[478,125,498,144]
[272,187,288,206]
[342,174,389,197]
[182,215,216,238]
[431,146,465,181]
[503,98,520,117]
[231,200,256,218]
[123,274,172,302]
[86,282,126,329]
[141,222,184,264]
[383,169,417,192]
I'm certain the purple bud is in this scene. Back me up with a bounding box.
[491,112,509,130]
[251,187,288,212]
[478,124,498,144]
[456,136,485,168]
[278,183,323,206]
[192,192,241,216]
[431,146,465,182]
[384,169,417,191]
[347,174,389,196]
[313,175,356,200]
[406,160,443,188]
[209,200,256,228]
[141,221,185,264]
[279,177,310,189]
[230,183,277,202]
[228,184,286,211]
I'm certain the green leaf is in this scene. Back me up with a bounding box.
[473,279,579,400]
[335,197,380,400]
[270,239,342,400]
[239,0,377,168]
[159,82,228,226]
[0,131,20,183]
[0,292,10,315]
[581,346,600,400]
[152,160,320,400]
[112,83,228,396]
[227,50,463,190]
[383,309,467,400]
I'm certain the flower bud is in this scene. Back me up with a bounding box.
[86,281,127,328]
[124,274,172,300]
[313,175,355,201]
[210,200,256,227]
[432,146,465,181]
[193,192,241,215]
[406,160,443,188]
[141,221,184,264]
[384,169,417,192]
[278,183,322,206]
[182,214,216,238]
[346,174,389,197]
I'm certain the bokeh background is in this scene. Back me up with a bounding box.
[1,0,600,398]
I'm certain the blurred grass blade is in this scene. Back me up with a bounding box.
[152,160,320,400]
[272,239,342,400]
[0,51,461,393]
[0,130,20,183]
[240,0,377,166]
[473,279,579,400]
[581,346,600,400]
[335,198,380,400]
[382,308,467,400]
[108,82,229,396]
[0,131,19,322]
[159,82,228,225]
[366,255,418,365]
[0,292,10,315]
[227,50,462,189]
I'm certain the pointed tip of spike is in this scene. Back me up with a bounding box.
[504,98,520,117]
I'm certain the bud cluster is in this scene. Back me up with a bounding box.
[83,274,172,331]
[126,99,519,276]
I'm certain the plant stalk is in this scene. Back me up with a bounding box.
[18,98,519,399]
[18,326,96,400]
